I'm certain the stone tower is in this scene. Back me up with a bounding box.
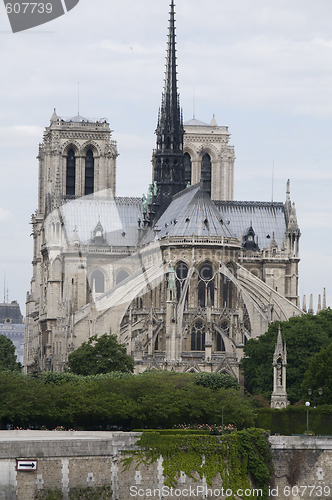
[25,113,118,371]
[37,111,117,216]
[183,115,235,200]
[271,325,289,409]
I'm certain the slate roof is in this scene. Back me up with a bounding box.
[149,185,234,240]
[215,201,286,248]
[0,302,23,324]
[58,188,287,250]
[184,118,210,126]
[60,194,142,247]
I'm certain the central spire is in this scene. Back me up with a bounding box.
[150,0,185,217]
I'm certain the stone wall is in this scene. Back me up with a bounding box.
[0,432,331,499]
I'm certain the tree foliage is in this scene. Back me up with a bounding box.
[302,341,332,404]
[0,335,21,372]
[241,309,332,403]
[67,334,134,375]
[194,372,239,390]
[0,371,256,431]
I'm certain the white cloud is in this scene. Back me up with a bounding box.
[0,125,42,145]
[0,208,13,222]
[1,0,332,309]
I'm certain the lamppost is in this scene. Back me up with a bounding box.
[308,387,323,408]
[305,401,310,435]
[305,388,323,435]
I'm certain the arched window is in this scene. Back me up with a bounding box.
[90,270,105,293]
[191,320,205,351]
[116,269,129,285]
[175,262,188,302]
[198,262,214,307]
[85,149,94,195]
[222,265,234,308]
[66,149,76,196]
[184,153,192,186]
[216,333,225,352]
[201,153,212,196]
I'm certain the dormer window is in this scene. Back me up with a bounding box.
[243,225,258,251]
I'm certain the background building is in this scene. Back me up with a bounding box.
[0,300,25,365]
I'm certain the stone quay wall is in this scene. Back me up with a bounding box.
[0,432,331,499]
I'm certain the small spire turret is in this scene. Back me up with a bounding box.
[317,294,322,313]
[308,293,314,315]
[271,325,289,409]
[303,294,307,313]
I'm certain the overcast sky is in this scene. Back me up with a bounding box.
[0,0,331,313]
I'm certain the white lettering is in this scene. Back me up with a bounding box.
[129,486,138,497]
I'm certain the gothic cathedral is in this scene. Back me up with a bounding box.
[24,1,302,377]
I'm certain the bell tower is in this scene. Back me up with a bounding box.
[37,110,118,217]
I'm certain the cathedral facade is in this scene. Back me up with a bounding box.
[24,1,302,377]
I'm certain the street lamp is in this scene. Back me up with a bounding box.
[308,387,323,408]
[305,401,310,435]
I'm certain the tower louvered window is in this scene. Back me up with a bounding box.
[85,149,94,195]
[201,153,211,196]
[184,153,192,185]
[66,149,76,196]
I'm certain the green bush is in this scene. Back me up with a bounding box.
[255,405,332,435]
[0,371,255,431]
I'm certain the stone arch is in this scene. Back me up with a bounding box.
[81,141,102,157]
[197,144,219,163]
[183,143,198,158]
[62,141,80,156]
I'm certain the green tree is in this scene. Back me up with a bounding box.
[0,335,21,371]
[302,341,332,404]
[67,334,134,376]
[242,309,332,403]
[194,372,239,390]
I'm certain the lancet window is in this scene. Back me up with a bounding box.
[198,262,214,307]
[191,320,206,351]
[201,153,211,196]
[66,149,76,196]
[85,149,94,195]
